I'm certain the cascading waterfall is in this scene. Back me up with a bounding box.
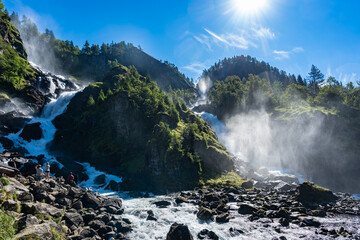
[5,90,79,165]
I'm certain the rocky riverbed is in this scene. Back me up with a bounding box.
[1,151,360,240]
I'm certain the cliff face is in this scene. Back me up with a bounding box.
[50,65,234,193]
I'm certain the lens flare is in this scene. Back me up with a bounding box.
[230,0,268,16]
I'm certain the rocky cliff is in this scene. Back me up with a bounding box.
[50,65,234,193]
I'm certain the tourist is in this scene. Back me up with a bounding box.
[35,164,44,186]
[45,162,50,180]
[67,172,76,186]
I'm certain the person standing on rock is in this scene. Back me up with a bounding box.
[35,164,44,186]
[45,162,50,180]
[67,172,76,186]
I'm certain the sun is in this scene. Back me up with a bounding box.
[230,0,268,16]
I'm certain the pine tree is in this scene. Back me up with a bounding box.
[82,40,90,55]
[297,75,305,86]
[307,65,324,94]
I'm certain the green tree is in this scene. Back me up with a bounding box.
[82,40,90,55]
[307,65,324,94]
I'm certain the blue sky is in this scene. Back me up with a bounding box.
[3,0,360,84]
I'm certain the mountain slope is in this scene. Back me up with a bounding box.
[50,65,233,193]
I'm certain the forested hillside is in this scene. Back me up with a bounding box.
[9,13,194,91]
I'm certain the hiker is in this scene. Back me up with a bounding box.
[67,172,76,186]
[45,162,50,180]
[35,164,44,186]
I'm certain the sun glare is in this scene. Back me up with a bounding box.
[231,0,268,16]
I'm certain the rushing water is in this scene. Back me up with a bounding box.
[6,90,79,166]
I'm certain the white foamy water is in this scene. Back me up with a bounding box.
[6,90,79,165]
[120,196,360,240]
[77,162,122,194]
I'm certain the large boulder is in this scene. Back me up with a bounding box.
[166,223,194,240]
[197,207,214,221]
[19,122,43,142]
[14,223,56,240]
[297,181,338,206]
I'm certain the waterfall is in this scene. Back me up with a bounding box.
[5,90,79,165]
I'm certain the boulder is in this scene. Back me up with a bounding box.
[115,220,132,233]
[79,228,98,238]
[301,218,321,227]
[82,191,101,208]
[238,203,258,215]
[197,207,213,221]
[17,215,39,230]
[241,180,254,189]
[197,229,219,240]
[175,196,189,204]
[166,223,194,240]
[94,174,106,185]
[19,122,43,142]
[64,211,84,227]
[72,200,83,210]
[153,200,171,208]
[297,181,338,206]
[14,223,56,239]
[215,213,230,223]
[18,191,34,202]
[102,197,122,209]
[3,199,20,212]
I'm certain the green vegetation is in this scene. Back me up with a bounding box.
[204,171,245,188]
[52,64,232,192]
[0,210,16,240]
[9,13,193,91]
[0,176,10,186]
[0,4,35,90]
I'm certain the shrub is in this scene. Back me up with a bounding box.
[0,211,16,240]
[0,176,10,186]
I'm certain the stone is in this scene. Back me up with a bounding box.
[301,218,321,227]
[115,220,132,233]
[197,207,214,221]
[279,217,289,227]
[166,223,194,240]
[79,228,98,238]
[14,223,55,239]
[3,199,20,212]
[197,229,219,240]
[89,220,105,230]
[19,122,43,142]
[82,191,101,208]
[241,180,254,189]
[94,174,106,185]
[238,203,258,215]
[153,200,171,208]
[64,211,84,227]
[72,200,83,210]
[83,213,96,224]
[215,213,230,223]
[297,181,337,206]
[17,215,39,230]
[229,227,244,237]
[102,197,122,209]
[146,210,157,221]
[18,191,34,202]
[175,196,189,204]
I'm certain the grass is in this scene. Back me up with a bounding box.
[204,171,245,188]
[302,181,331,192]
[0,177,10,186]
[0,211,16,240]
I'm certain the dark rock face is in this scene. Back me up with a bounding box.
[166,223,194,240]
[0,111,29,134]
[19,122,42,142]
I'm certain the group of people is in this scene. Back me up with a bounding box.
[35,162,76,187]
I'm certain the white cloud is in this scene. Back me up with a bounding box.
[273,47,304,60]
[253,27,275,40]
[182,62,207,75]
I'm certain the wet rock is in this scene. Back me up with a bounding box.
[102,197,122,209]
[279,217,289,227]
[166,223,194,240]
[19,122,43,142]
[238,203,258,214]
[175,196,189,204]
[83,212,97,224]
[146,210,157,221]
[154,200,171,208]
[115,220,132,233]
[105,180,120,191]
[297,181,337,206]
[94,174,106,185]
[197,229,219,239]
[229,227,244,237]
[241,180,253,189]
[197,207,214,220]
[310,209,326,217]
[79,228,98,238]
[301,218,321,227]
[215,212,230,223]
